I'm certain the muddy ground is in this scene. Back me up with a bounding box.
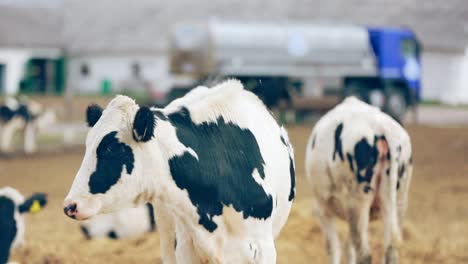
[1,124,468,263]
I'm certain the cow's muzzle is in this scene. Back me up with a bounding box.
[63,203,77,219]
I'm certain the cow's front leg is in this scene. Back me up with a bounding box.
[154,204,176,264]
[348,202,372,264]
[345,236,356,264]
[175,225,201,264]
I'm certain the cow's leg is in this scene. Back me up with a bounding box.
[381,176,402,264]
[174,222,206,264]
[24,123,37,154]
[256,236,276,264]
[175,231,200,264]
[153,204,176,264]
[345,236,356,264]
[0,119,22,152]
[348,202,372,264]
[314,201,341,264]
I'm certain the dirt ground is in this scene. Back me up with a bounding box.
[1,124,468,264]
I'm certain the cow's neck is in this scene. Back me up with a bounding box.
[143,119,203,213]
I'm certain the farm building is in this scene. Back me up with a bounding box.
[0,7,65,95]
[1,0,468,104]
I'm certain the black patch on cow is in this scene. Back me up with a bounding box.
[387,150,391,161]
[146,203,156,232]
[86,104,103,127]
[18,193,47,213]
[353,136,379,185]
[16,104,35,122]
[333,123,344,161]
[133,106,155,142]
[80,225,92,240]
[398,164,406,178]
[107,230,118,239]
[153,110,168,121]
[0,196,17,264]
[288,155,296,201]
[0,104,36,124]
[396,145,401,153]
[363,185,372,193]
[89,131,135,194]
[312,134,317,149]
[386,168,391,176]
[280,135,287,146]
[346,153,355,172]
[0,105,14,123]
[174,238,177,249]
[167,107,272,232]
[397,163,406,190]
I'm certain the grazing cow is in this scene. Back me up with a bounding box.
[305,97,413,264]
[0,187,47,264]
[79,203,156,240]
[0,97,56,154]
[63,79,295,263]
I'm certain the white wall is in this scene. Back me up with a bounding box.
[422,50,468,104]
[0,47,61,95]
[68,54,171,95]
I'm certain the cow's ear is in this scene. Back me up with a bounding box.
[19,193,47,214]
[86,104,103,127]
[133,106,155,142]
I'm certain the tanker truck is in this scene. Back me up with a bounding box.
[168,20,421,121]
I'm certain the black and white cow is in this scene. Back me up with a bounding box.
[79,203,156,240]
[0,97,56,154]
[0,187,47,264]
[63,79,295,263]
[305,97,413,264]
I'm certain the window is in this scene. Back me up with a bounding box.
[401,38,420,58]
[80,64,90,77]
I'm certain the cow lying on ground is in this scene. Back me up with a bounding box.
[305,97,413,264]
[79,203,156,240]
[0,97,56,154]
[0,187,47,264]
[63,79,295,263]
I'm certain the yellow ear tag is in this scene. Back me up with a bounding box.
[29,200,42,213]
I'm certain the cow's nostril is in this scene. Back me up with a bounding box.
[64,203,77,217]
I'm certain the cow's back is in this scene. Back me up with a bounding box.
[161,79,294,236]
[306,97,410,201]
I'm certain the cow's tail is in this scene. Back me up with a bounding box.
[378,137,402,246]
[387,149,402,246]
[390,159,402,245]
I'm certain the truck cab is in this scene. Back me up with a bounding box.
[345,27,421,120]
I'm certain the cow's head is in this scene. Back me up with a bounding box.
[63,95,157,220]
[0,187,47,263]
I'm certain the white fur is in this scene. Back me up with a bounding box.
[80,205,154,239]
[305,97,412,264]
[65,79,295,263]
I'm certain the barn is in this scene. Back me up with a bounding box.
[1,0,467,104]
